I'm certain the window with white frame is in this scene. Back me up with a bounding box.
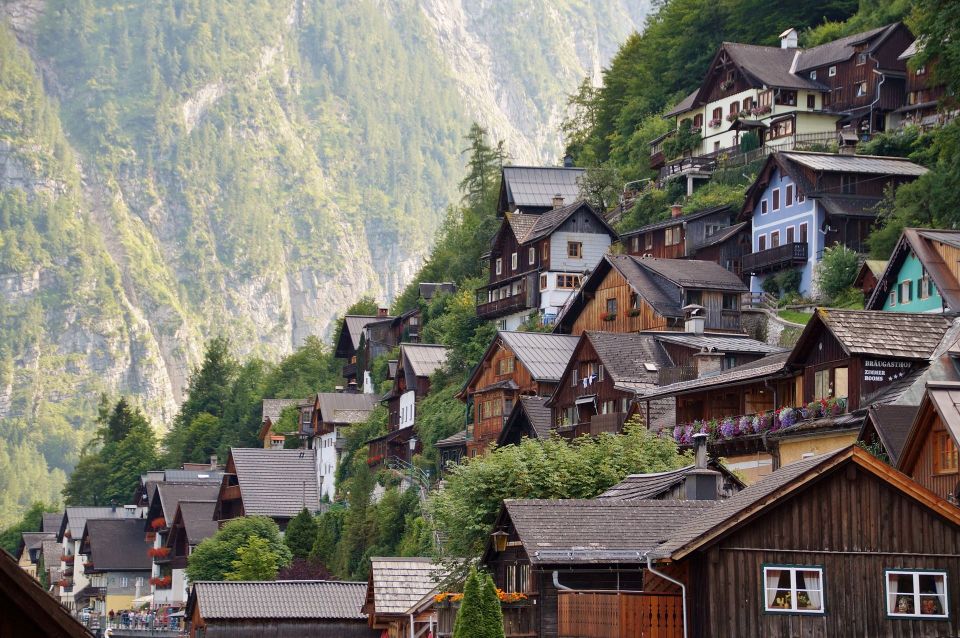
[528,246,535,265]
[886,570,948,618]
[495,258,502,275]
[828,65,837,77]
[772,188,780,211]
[761,199,768,215]
[809,70,817,80]
[511,252,518,270]
[764,566,824,613]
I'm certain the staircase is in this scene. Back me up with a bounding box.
[384,456,445,551]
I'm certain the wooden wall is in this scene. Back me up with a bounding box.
[674,376,798,423]
[903,403,960,501]
[624,224,685,259]
[688,463,960,637]
[550,337,637,429]
[569,268,674,335]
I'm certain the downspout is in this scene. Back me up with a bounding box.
[552,571,572,591]
[868,52,886,134]
[643,551,688,638]
[410,611,415,638]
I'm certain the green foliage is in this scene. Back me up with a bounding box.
[803,0,912,46]
[577,163,622,211]
[909,0,960,97]
[0,502,58,555]
[762,270,803,298]
[186,516,291,582]
[429,421,688,559]
[857,125,926,158]
[454,566,504,638]
[225,535,281,581]
[284,508,319,561]
[662,120,701,161]
[817,244,862,302]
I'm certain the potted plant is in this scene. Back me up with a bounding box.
[150,517,166,531]
[600,311,616,322]
[708,118,723,128]
[720,79,734,91]
[627,307,641,317]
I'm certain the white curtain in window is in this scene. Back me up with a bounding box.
[765,570,780,607]
[887,575,899,613]
[934,576,946,611]
[802,571,822,610]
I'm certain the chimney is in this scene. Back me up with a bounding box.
[779,28,798,49]
[347,379,359,394]
[552,194,565,209]
[209,454,218,469]
[685,433,723,500]
[683,304,706,335]
[378,307,389,318]
[670,203,683,218]
[693,348,725,377]
[563,154,574,168]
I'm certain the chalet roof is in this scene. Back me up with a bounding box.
[82,519,151,572]
[639,352,792,401]
[505,212,538,243]
[651,333,785,355]
[664,89,699,117]
[619,205,731,238]
[500,166,586,211]
[401,343,449,378]
[523,200,617,244]
[338,315,382,354]
[316,392,379,424]
[584,332,673,392]
[502,499,716,564]
[817,195,883,218]
[498,331,580,382]
[788,309,953,363]
[21,532,54,554]
[634,257,748,292]
[606,255,685,318]
[696,221,749,249]
[155,483,220,526]
[434,430,467,448]
[261,399,301,424]
[779,151,928,176]
[367,557,445,616]
[795,23,900,73]
[867,229,960,311]
[862,404,920,465]
[597,463,745,501]
[173,500,218,546]
[189,580,367,620]
[518,396,553,439]
[419,282,457,300]
[0,548,93,638]
[62,507,126,540]
[228,448,321,518]
[655,445,960,560]
[42,513,63,534]
[722,42,824,91]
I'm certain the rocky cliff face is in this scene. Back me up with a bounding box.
[0,0,649,519]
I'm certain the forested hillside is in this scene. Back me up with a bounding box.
[0,0,649,527]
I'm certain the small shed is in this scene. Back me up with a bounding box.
[364,557,447,638]
[186,580,375,638]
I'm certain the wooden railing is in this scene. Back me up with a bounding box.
[742,242,808,274]
[220,485,241,501]
[476,286,530,319]
[436,601,536,637]
[558,590,683,638]
[589,412,628,436]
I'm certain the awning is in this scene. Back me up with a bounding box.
[132,593,153,606]
[575,395,597,406]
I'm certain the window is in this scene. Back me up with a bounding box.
[797,191,805,203]
[598,364,605,382]
[786,185,794,206]
[511,252,518,270]
[815,369,831,399]
[841,174,856,195]
[631,236,639,253]
[807,94,816,109]
[758,234,767,251]
[856,81,868,97]
[528,246,535,265]
[742,97,752,111]
[557,274,581,289]
[917,65,926,76]
[495,258,502,275]
[693,113,703,129]
[665,226,682,246]
[730,101,739,115]
[685,290,703,306]
[899,280,912,304]
[722,293,738,310]
[630,292,639,310]
[768,117,794,140]
[505,563,531,593]
[712,106,722,121]
[771,231,780,248]
[541,242,549,261]
[764,566,824,614]
[540,274,547,290]
[828,65,837,77]
[772,188,780,211]
[934,431,959,474]
[920,273,930,299]
[857,52,867,65]
[809,70,817,80]
[645,232,653,250]
[889,290,897,307]
[886,571,948,618]
[606,298,617,315]
[786,226,795,243]
[834,367,848,399]
[567,241,582,258]
[799,222,808,242]
[759,90,773,107]
[571,369,578,387]
[497,357,515,376]
[761,199,768,215]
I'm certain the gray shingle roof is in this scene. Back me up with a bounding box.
[862,404,920,465]
[192,580,367,620]
[664,89,698,117]
[173,500,218,546]
[343,315,383,351]
[519,396,553,439]
[434,430,467,448]
[22,532,55,553]
[606,254,684,318]
[230,448,321,518]
[803,309,952,359]
[42,513,63,534]
[598,462,744,500]
[156,483,221,525]
[522,200,615,244]
[620,205,731,238]
[634,258,749,292]
[41,540,60,571]
[64,507,126,540]
[316,392,379,424]
[585,332,673,392]
[83,519,152,571]
[781,151,928,176]
[723,42,824,91]
[368,557,445,615]
[504,499,716,564]
[640,352,792,400]
[795,24,898,72]
[817,195,884,218]
[501,166,586,210]
[697,221,750,250]
[498,331,580,382]
[401,343,450,378]
[419,282,456,300]
[262,399,302,424]
[652,333,785,355]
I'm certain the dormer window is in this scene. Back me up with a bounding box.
[828,66,837,77]
[810,70,817,80]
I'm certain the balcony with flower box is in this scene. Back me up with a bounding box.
[148,547,171,563]
[435,591,536,638]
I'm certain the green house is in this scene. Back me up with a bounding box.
[867,229,960,313]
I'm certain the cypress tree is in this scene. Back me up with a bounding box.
[453,567,483,638]
[478,571,505,638]
[284,508,319,561]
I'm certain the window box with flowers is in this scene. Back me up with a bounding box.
[708,118,723,128]
[600,312,616,322]
[367,454,385,466]
[150,576,172,589]
[751,105,772,117]
[627,308,641,318]
[147,547,171,559]
[61,554,74,564]
[720,79,735,91]
[726,112,739,123]
[670,401,847,446]
[150,517,167,531]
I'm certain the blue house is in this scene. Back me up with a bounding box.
[739,152,927,297]
[866,228,960,313]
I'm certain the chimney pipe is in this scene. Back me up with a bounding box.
[693,433,708,469]
[552,194,564,209]
[209,455,218,469]
[378,307,389,318]
[670,204,683,218]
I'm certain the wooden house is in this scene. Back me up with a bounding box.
[853,259,887,299]
[866,228,960,313]
[897,382,960,502]
[0,546,92,638]
[496,396,554,447]
[258,398,302,449]
[305,392,378,499]
[892,39,951,129]
[554,254,748,335]
[213,448,321,530]
[739,151,927,297]
[483,446,960,638]
[477,199,618,329]
[858,403,920,466]
[78,519,151,616]
[187,580,375,638]
[459,331,579,457]
[364,557,446,638]
[434,430,467,472]
[164,500,217,605]
[497,165,586,216]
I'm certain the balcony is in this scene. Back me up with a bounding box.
[742,242,808,275]
[342,362,357,379]
[659,365,697,386]
[658,155,717,184]
[589,412,628,436]
[476,285,531,320]
[220,484,241,501]
[558,590,683,638]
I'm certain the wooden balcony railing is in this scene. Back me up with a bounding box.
[589,412,628,436]
[220,485,241,501]
[742,242,808,274]
[437,600,536,637]
[476,289,530,320]
[558,590,683,638]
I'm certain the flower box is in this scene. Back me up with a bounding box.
[627,308,641,317]
[708,118,723,128]
[367,454,385,466]
[725,112,739,122]
[150,517,167,530]
[61,554,74,563]
[149,576,172,589]
[147,547,171,559]
[720,79,734,91]
[600,312,616,322]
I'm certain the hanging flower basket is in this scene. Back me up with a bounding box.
[150,517,167,530]
[600,311,616,322]
[147,547,170,559]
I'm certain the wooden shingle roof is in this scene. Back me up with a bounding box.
[228,448,321,518]
[366,557,445,616]
[189,580,367,620]
[597,462,745,501]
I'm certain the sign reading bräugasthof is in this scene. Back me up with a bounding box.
[863,360,912,383]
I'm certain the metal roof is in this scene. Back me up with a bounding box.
[652,333,785,354]
[229,448,321,518]
[501,166,586,210]
[367,557,445,615]
[400,343,450,378]
[781,151,928,176]
[639,352,792,400]
[191,580,368,620]
[620,205,731,238]
[498,331,580,382]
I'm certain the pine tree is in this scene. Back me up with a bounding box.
[453,567,483,638]
[284,508,319,561]
[478,571,505,638]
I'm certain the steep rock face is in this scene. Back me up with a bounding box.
[0,0,649,525]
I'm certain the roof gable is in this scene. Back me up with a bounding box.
[620,205,732,238]
[226,448,321,518]
[335,315,382,358]
[597,462,745,500]
[498,166,586,213]
[795,23,903,73]
[366,557,445,617]
[897,382,960,475]
[861,404,920,466]
[867,228,960,311]
[82,518,152,572]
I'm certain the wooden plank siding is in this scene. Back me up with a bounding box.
[569,269,674,336]
[902,400,960,501]
[550,337,639,432]
[686,464,960,637]
[674,376,799,424]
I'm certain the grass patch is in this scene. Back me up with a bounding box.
[779,310,812,325]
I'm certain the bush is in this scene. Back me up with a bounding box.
[816,244,860,302]
[779,270,802,297]
[761,277,780,296]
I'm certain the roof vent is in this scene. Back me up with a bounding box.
[552,194,565,209]
[780,28,798,49]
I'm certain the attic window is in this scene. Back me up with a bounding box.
[856,52,867,65]
[810,70,817,80]
[828,65,837,77]
[644,363,658,372]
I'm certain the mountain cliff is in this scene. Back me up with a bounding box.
[0,0,649,524]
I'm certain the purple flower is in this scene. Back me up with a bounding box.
[720,417,736,439]
[738,416,751,435]
[683,424,694,445]
[779,408,796,429]
[751,415,762,433]
[673,425,683,442]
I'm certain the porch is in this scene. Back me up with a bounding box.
[558,590,683,638]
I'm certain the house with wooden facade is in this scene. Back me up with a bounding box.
[858,403,919,466]
[897,382,960,503]
[866,228,960,313]
[335,311,392,388]
[459,331,579,457]
[364,557,447,638]
[477,199,618,329]
[497,165,586,216]
[496,396,554,447]
[740,151,927,296]
[554,254,748,335]
[257,398,303,449]
[483,445,960,638]
[853,258,887,299]
[892,39,953,129]
[655,23,915,188]
[187,580,375,638]
[163,500,217,606]
[434,430,467,471]
[214,448,321,529]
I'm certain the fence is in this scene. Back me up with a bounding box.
[558,590,683,638]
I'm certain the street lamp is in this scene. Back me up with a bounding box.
[491,529,509,553]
